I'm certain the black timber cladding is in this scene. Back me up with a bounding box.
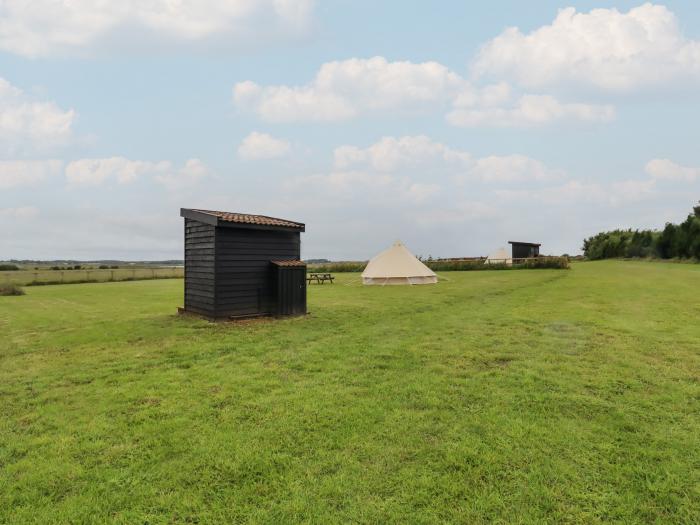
[508,241,541,259]
[184,218,216,317]
[181,208,305,319]
[272,261,307,316]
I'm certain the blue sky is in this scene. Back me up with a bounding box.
[1,1,700,260]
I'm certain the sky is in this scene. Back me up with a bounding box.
[1,0,700,261]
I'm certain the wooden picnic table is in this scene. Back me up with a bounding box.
[307,272,335,284]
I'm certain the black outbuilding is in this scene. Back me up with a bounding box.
[508,241,541,259]
[180,208,306,320]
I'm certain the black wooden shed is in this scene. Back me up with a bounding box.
[180,208,306,320]
[508,241,541,259]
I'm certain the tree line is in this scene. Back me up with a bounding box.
[583,202,700,260]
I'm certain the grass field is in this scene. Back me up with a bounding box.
[1,261,699,523]
[1,267,183,286]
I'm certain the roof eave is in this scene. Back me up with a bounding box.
[181,208,305,232]
[181,208,218,226]
[507,241,541,247]
[217,222,305,233]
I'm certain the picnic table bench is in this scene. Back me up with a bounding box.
[307,272,335,284]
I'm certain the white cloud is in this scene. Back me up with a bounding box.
[333,135,559,183]
[286,170,394,196]
[234,56,465,122]
[65,157,208,190]
[0,0,316,57]
[0,206,39,219]
[334,135,470,171]
[404,182,442,203]
[645,159,700,182]
[415,202,498,226]
[472,4,700,91]
[285,164,440,207]
[238,131,291,160]
[496,181,605,206]
[0,159,63,189]
[278,137,571,257]
[448,94,614,127]
[1,207,183,260]
[470,155,562,183]
[496,178,658,208]
[610,179,657,203]
[0,78,75,152]
[282,135,564,229]
[276,151,691,258]
[154,158,209,191]
[66,157,169,185]
[234,56,615,127]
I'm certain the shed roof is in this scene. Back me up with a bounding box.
[508,241,541,247]
[271,260,307,267]
[181,208,305,231]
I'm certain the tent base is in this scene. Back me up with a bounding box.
[362,276,438,285]
[484,258,513,266]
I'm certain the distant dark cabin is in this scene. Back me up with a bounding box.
[180,208,306,320]
[508,241,541,259]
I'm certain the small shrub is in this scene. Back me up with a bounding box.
[98,265,109,269]
[0,283,25,296]
[515,257,569,269]
[306,257,569,273]
[307,261,367,273]
[427,260,486,271]
[0,264,20,271]
[427,257,569,271]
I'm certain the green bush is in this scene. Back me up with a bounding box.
[583,229,658,260]
[428,257,569,271]
[307,262,367,273]
[426,260,487,271]
[307,257,569,273]
[0,283,25,296]
[515,257,570,269]
[0,264,20,271]
[583,201,700,261]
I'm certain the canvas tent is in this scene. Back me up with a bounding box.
[485,247,512,265]
[362,241,437,285]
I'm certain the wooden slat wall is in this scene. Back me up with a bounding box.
[275,266,307,316]
[510,244,540,259]
[184,218,216,316]
[215,227,300,317]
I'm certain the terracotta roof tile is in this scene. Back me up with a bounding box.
[271,260,307,267]
[191,209,304,229]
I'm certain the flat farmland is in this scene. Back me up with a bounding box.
[0,267,183,286]
[1,261,699,523]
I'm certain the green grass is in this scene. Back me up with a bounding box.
[1,260,699,524]
[0,283,24,296]
[0,267,183,286]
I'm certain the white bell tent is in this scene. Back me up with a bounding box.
[485,247,512,265]
[362,241,438,285]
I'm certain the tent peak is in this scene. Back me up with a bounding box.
[362,240,437,285]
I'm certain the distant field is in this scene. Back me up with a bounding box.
[1,267,183,286]
[1,261,699,523]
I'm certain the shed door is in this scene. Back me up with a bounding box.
[276,266,307,316]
